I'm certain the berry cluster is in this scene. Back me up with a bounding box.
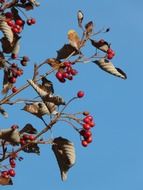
[8,63,23,84]
[55,61,78,83]
[20,134,36,146]
[1,169,15,178]
[107,48,115,60]
[80,113,95,147]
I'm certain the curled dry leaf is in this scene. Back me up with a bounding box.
[0,106,8,118]
[45,95,66,106]
[85,21,94,37]
[0,176,13,186]
[22,101,58,118]
[0,127,20,145]
[2,69,13,94]
[28,0,40,6]
[68,30,81,50]
[20,123,37,134]
[77,10,84,27]
[90,39,110,53]
[57,44,79,60]
[0,17,14,44]
[93,58,127,79]
[52,137,76,181]
[46,58,61,69]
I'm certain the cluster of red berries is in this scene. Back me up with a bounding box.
[80,113,95,147]
[107,48,115,60]
[8,63,23,84]
[20,134,36,146]
[1,169,16,178]
[55,61,78,83]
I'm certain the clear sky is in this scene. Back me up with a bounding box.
[2,0,143,190]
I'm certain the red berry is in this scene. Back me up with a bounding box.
[9,77,16,83]
[16,70,22,76]
[1,171,9,178]
[86,115,93,121]
[11,163,16,168]
[27,19,32,25]
[20,139,26,145]
[107,53,113,60]
[23,134,30,140]
[5,12,13,19]
[66,67,72,74]
[7,20,14,27]
[59,78,66,83]
[83,123,91,130]
[83,116,91,124]
[11,63,17,68]
[89,121,95,128]
[107,48,113,54]
[11,53,17,59]
[31,18,36,24]
[84,130,92,138]
[81,140,88,147]
[15,19,24,26]
[62,72,69,78]
[77,91,84,98]
[12,86,17,93]
[11,125,18,130]
[70,69,78,76]
[8,169,15,177]
[86,136,92,143]
[29,135,35,141]
[56,71,63,80]
[64,61,71,67]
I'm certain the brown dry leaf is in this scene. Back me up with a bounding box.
[0,52,6,68]
[93,58,127,79]
[0,17,14,44]
[68,30,81,50]
[22,143,40,154]
[44,95,66,106]
[85,21,93,37]
[57,44,79,60]
[0,106,8,118]
[11,36,20,55]
[46,58,61,69]
[0,127,20,145]
[2,69,13,94]
[28,0,40,6]
[20,123,37,134]
[52,137,76,181]
[90,39,110,53]
[0,176,13,186]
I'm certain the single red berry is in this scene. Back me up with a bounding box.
[1,171,9,178]
[15,19,24,26]
[31,18,36,24]
[89,121,95,128]
[5,12,13,19]
[77,91,84,98]
[66,67,72,74]
[83,116,91,124]
[20,139,26,146]
[29,135,35,141]
[9,77,16,83]
[7,20,14,27]
[70,69,78,76]
[23,134,30,140]
[16,70,22,76]
[107,48,113,54]
[11,163,16,168]
[86,115,93,121]
[12,86,17,93]
[8,169,15,177]
[86,136,93,143]
[83,123,91,130]
[59,78,66,83]
[83,130,92,138]
[11,53,17,59]
[107,53,113,60]
[81,140,88,147]
[62,72,69,78]
[56,71,63,80]
[64,61,71,67]
[27,19,32,25]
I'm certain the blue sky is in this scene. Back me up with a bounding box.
[2,0,143,189]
